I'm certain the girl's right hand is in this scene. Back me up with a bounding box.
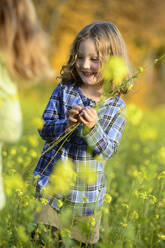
[68,105,83,127]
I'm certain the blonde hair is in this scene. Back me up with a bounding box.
[60,21,131,95]
[0,0,51,81]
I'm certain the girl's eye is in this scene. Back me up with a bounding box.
[91,58,99,62]
[77,56,83,59]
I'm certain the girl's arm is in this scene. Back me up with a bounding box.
[39,83,68,142]
[80,103,126,160]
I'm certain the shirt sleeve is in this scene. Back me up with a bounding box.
[39,83,68,142]
[80,103,126,160]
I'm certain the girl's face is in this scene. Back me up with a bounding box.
[75,38,103,86]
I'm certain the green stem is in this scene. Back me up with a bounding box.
[41,123,80,157]
[40,123,80,176]
[23,123,81,178]
[105,53,165,99]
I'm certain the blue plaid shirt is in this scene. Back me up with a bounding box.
[34,81,126,216]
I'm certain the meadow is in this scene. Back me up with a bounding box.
[0,84,165,248]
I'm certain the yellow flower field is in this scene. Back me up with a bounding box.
[0,85,165,247]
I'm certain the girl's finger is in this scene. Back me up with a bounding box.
[89,108,97,115]
[81,109,92,122]
[70,109,80,116]
[72,105,83,112]
[84,108,96,118]
[69,116,78,122]
[83,108,97,121]
[79,114,89,125]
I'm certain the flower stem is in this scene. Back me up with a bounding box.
[40,122,80,176]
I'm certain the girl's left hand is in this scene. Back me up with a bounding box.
[79,107,98,129]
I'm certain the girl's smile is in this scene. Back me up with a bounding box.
[75,38,102,86]
[81,71,97,79]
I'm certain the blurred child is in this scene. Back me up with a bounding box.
[0,0,51,210]
[34,21,131,247]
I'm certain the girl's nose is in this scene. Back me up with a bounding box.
[81,58,90,69]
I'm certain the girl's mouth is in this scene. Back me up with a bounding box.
[82,71,95,77]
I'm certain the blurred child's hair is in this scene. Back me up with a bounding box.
[0,0,51,81]
[60,21,132,95]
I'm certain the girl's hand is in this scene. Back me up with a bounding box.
[68,105,83,127]
[79,107,98,129]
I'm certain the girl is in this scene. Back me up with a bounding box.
[0,0,51,210]
[34,21,131,247]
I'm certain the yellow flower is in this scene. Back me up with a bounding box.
[139,192,148,200]
[127,104,143,125]
[102,56,128,86]
[29,149,38,158]
[121,203,129,209]
[17,156,23,164]
[158,170,165,179]
[132,169,140,178]
[149,194,157,204]
[154,58,159,64]
[28,135,39,147]
[95,155,103,162]
[23,201,29,207]
[82,196,89,202]
[158,233,165,240]
[138,67,144,73]
[88,216,96,227]
[10,148,17,156]
[104,193,112,204]
[127,82,134,90]
[4,174,25,196]
[131,211,139,220]
[155,214,159,219]
[34,175,40,181]
[120,222,127,228]
[42,187,49,194]
[79,163,97,184]
[48,159,76,195]
[60,228,71,238]
[57,199,63,208]
[40,198,49,205]
[16,189,23,197]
